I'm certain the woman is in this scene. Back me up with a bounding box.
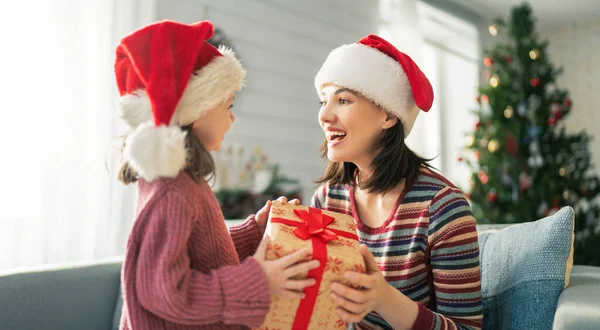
[311,35,483,329]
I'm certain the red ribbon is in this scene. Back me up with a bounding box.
[270,207,358,330]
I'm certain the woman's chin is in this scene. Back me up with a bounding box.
[327,150,348,163]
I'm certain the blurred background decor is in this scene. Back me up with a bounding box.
[212,145,302,219]
[460,3,600,266]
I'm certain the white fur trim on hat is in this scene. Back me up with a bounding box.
[314,43,419,137]
[123,122,187,182]
[119,46,245,129]
[118,47,245,181]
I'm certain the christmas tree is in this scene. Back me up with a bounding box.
[462,3,600,266]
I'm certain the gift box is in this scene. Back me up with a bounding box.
[256,202,366,330]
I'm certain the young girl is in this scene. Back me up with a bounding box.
[113,20,319,329]
[311,35,483,329]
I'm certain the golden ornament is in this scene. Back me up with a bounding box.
[488,140,500,153]
[559,167,567,177]
[489,24,498,36]
[465,135,475,147]
[470,177,476,188]
[529,49,541,60]
[490,74,500,88]
[504,106,514,118]
[563,190,571,200]
[480,138,489,149]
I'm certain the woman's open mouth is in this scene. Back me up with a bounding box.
[326,130,347,147]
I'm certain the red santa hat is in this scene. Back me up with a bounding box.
[314,35,433,137]
[114,20,245,181]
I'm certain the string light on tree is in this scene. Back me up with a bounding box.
[489,24,498,36]
[465,135,475,147]
[488,139,500,153]
[559,167,567,177]
[504,106,514,118]
[490,74,500,88]
[529,49,541,60]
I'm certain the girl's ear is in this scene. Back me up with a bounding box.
[382,112,398,130]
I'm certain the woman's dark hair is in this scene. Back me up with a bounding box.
[315,119,432,194]
[118,124,215,185]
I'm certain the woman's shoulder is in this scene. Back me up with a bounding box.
[311,182,351,209]
[408,166,469,202]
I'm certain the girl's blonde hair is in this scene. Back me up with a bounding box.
[118,124,215,185]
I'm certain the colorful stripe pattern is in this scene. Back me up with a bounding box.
[311,166,483,330]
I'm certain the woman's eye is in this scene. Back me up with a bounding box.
[228,104,234,110]
[319,100,327,106]
[339,98,349,105]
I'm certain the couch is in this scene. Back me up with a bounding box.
[1,225,599,330]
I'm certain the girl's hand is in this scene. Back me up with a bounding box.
[253,234,320,299]
[330,244,391,323]
[255,196,300,234]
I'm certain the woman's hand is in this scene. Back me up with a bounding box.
[330,244,391,323]
[255,196,300,234]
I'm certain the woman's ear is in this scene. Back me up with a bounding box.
[382,112,398,130]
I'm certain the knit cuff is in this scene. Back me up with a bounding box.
[229,215,263,260]
[219,257,271,327]
[412,303,435,330]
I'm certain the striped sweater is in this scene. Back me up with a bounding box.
[311,166,483,330]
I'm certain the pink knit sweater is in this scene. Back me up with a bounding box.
[119,171,270,329]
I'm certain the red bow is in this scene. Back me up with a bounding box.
[292,208,338,242]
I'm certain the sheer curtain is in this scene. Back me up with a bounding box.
[378,0,443,169]
[0,0,155,271]
[378,0,480,190]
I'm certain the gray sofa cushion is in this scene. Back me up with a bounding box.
[0,260,121,330]
[553,265,600,330]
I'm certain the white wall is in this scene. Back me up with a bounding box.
[155,0,380,202]
[543,19,600,175]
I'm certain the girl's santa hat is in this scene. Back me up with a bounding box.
[114,20,245,182]
[314,35,433,137]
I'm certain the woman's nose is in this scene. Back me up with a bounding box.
[318,103,334,124]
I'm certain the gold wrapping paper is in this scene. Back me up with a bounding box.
[256,202,366,330]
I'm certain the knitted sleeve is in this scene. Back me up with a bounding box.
[229,215,263,260]
[413,187,483,330]
[135,191,270,327]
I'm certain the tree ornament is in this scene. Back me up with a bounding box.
[490,74,500,88]
[519,171,532,191]
[480,138,489,149]
[559,167,567,177]
[478,170,489,184]
[504,106,514,118]
[469,177,476,189]
[484,57,494,67]
[529,48,541,60]
[481,94,490,103]
[465,135,475,147]
[530,77,540,87]
[581,183,589,196]
[538,201,549,217]
[489,24,499,36]
[501,167,513,187]
[563,190,572,202]
[545,198,561,216]
[488,139,500,153]
[517,101,528,116]
[487,189,498,203]
[475,121,481,130]
[551,102,562,114]
[564,98,572,107]
[505,134,518,156]
[548,116,557,126]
